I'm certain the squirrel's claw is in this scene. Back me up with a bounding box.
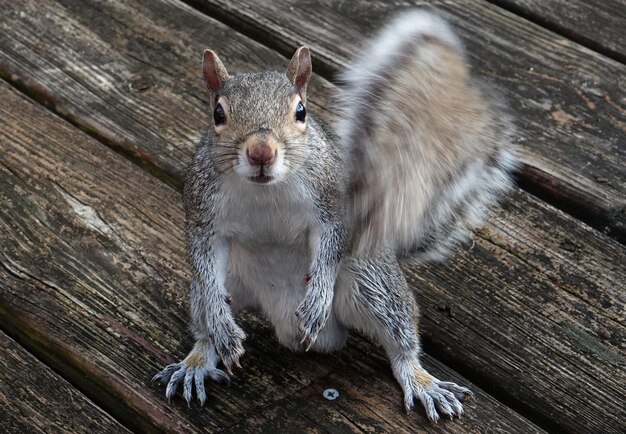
[395,363,471,422]
[212,316,246,373]
[298,333,314,352]
[152,362,180,384]
[295,297,331,351]
[165,366,186,401]
[195,372,207,406]
[183,368,195,405]
[437,381,473,402]
[296,321,319,351]
[412,379,471,422]
[218,342,245,374]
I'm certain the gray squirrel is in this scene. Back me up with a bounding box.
[153,10,518,422]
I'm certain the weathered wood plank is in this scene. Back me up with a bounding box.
[183,0,626,242]
[0,330,131,434]
[404,188,626,433]
[223,349,544,434]
[0,0,624,432]
[489,0,626,62]
[0,82,543,432]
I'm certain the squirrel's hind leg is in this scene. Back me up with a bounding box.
[334,252,472,422]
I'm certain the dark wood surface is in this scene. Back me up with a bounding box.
[0,0,624,433]
[0,82,545,433]
[405,189,626,432]
[490,0,626,62]
[0,331,131,434]
[185,0,626,243]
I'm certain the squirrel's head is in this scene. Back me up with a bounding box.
[202,47,313,185]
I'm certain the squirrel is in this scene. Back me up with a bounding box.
[153,10,517,422]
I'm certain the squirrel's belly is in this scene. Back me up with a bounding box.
[230,241,309,290]
[228,239,347,352]
[229,239,309,309]
[229,240,308,347]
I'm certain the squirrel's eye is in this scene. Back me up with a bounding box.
[295,101,306,122]
[214,103,226,125]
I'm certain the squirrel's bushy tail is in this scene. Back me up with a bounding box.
[338,10,518,260]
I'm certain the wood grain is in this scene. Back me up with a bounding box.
[223,351,546,434]
[404,187,626,433]
[489,0,626,62]
[0,82,543,432]
[0,331,131,434]
[184,0,626,243]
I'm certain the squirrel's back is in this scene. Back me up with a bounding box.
[339,10,518,260]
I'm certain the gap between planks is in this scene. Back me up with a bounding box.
[485,0,626,64]
[0,329,132,434]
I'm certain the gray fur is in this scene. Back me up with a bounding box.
[155,10,516,422]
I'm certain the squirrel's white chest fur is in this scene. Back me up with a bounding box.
[218,176,316,246]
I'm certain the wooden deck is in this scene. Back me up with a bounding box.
[0,0,624,433]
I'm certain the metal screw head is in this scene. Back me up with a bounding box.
[323,388,339,401]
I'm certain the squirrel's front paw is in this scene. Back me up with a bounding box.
[152,340,229,406]
[295,294,331,351]
[211,315,246,372]
[403,369,473,422]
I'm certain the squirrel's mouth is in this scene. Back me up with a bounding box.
[250,164,273,184]
[250,174,272,184]
[249,164,274,184]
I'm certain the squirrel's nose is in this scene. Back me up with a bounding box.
[246,143,276,166]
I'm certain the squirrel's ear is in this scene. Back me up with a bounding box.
[203,49,229,94]
[286,46,312,102]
